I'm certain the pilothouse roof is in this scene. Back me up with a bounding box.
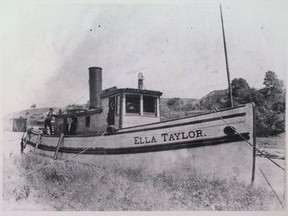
[101,87,162,98]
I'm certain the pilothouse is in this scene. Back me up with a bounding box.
[53,67,162,135]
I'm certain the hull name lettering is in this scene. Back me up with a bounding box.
[134,130,205,145]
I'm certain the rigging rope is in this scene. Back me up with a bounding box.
[60,93,88,114]
[23,107,285,176]
[211,109,285,171]
[23,130,107,176]
[212,108,286,208]
[19,91,97,175]
[259,168,285,209]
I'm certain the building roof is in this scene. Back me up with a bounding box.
[54,108,102,118]
[101,87,163,98]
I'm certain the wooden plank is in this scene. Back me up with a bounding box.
[54,133,64,160]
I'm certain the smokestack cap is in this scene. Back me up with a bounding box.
[89,67,102,70]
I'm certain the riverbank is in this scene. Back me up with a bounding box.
[2,132,285,211]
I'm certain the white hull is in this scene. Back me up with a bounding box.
[26,103,256,183]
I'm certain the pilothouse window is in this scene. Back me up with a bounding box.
[126,94,140,114]
[143,96,157,115]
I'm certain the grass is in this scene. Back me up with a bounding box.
[257,133,285,149]
[3,151,282,211]
[256,133,285,160]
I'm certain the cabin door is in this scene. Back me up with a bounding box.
[107,97,115,125]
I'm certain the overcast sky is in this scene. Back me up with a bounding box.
[1,0,287,115]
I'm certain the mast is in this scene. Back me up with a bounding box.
[220,4,234,108]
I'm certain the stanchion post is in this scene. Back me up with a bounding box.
[54,133,64,160]
[251,103,256,185]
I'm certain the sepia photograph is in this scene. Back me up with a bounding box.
[1,0,286,213]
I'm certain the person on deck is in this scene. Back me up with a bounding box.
[44,108,55,135]
[59,118,69,135]
[69,116,78,135]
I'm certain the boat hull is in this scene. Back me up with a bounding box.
[26,103,256,183]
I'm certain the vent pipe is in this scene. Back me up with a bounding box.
[138,72,144,89]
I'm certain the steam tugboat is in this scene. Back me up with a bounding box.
[24,67,253,150]
[24,66,254,152]
[23,6,257,183]
[22,66,256,183]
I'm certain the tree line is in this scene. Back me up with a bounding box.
[230,71,285,137]
[161,71,285,137]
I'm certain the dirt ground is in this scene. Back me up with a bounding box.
[1,132,286,211]
[1,132,53,210]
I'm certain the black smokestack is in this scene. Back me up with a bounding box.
[89,67,102,109]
